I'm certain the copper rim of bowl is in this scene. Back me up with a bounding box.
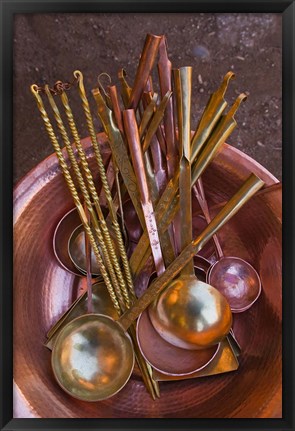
[51,313,135,402]
[53,207,83,276]
[136,310,221,377]
[207,256,262,313]
[68,224,101,277]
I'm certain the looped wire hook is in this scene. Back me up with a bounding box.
[97,72,112,99]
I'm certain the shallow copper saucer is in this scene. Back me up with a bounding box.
[53,207,83,276]
[13,134,282,418]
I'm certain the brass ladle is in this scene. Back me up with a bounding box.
[148,67,231,350]
[136,255,241,377]
[194,178,262,312]
[51,173,264,401]
[31,82,160,400]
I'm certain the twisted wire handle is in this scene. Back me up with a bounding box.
[45,86,127,310]
[59,90,131,308]
[30,85,122,315]
[74,70,135,299]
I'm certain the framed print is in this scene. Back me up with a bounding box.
[1,1,294,430]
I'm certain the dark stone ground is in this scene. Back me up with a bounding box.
[13,12,282,184]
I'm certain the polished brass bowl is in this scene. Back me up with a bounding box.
[51,314,134,402]
[13,134,282,418]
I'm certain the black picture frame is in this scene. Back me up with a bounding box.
[1,1,294,430]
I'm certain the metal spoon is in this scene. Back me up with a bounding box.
[136,257,224,376]
[68,224,104,276]
[122,106,231,370]
[194,177,262,312]
[122,107,219,375]
[149,67,231,350]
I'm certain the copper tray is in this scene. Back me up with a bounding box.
[13,133,282,418]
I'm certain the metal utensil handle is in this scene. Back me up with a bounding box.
[191,93,247,185]
[92,87,146,228]
[142,91,172,153]
[191,71,235,161]
[123,109,165,276]
[84,204,93,314]
[58,89,130,307]
[44,85,127,310]
[118,173,264,331]
[194,178,224,259]
[129,93,246,276]
[174,67,194,275]
[128,33,162,110]
[157,36,177,179]
[31,85,122,315]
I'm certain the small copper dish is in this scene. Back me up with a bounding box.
[53,207,83,276]
[207,256,262,313]
[68,223,100,275]
[137,310,220,376]
[68,224,107,277]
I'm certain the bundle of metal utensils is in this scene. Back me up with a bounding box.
[31,34,264,402]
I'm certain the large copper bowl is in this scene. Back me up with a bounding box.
[13,133,282,418]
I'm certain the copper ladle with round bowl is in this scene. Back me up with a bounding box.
[51,172,264,400]
[193,177,262,313]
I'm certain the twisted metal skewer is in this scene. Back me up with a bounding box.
[44,86,127,310]
[58,90,131,308]
[74,70,135,299]
[30,84,121,316]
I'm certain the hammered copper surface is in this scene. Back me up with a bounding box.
[13,135,281,418]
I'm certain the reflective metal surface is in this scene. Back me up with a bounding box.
[149,276,232,349]
[46,281,119,350]
[68,224,101,276]
[52,314,135,401]
[53,207,85,276]
[50,172,259,401]
[194,176,262,313]
[208,257,261,312]
[137,310,220,375]
[14,135,282,418]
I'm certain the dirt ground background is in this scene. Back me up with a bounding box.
[13,13,282,184]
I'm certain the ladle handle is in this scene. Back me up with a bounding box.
[157,36,177,178]
[194,178,224,259]
[84,204,93,314]
[128,33,162,110]
[174,67,194,275]
[190,71,235,161]
[123,109,166,276]
[118,173,264,331]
